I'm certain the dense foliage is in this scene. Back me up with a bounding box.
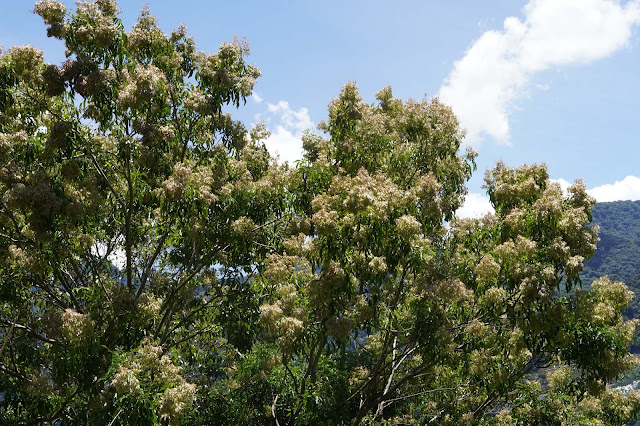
[582,200,640,322]
[1,1,639,425]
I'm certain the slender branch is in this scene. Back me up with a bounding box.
[283,358,299,396]
[384,386,459,405]
[272,393,281,426]
[346,266,411,406]
[137,229,170,298]
[159,292,222,345]
[375,341,417,418]
[125,151,133,290]
[52,266,82,311]
[154,262,207,339]
[1,321,59,345]
[164,325,218,349]
[87,150,126,210]
[0,361,28,381]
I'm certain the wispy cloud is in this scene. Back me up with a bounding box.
[439,0,640,145]
[259,101,314,164]
[251,92,263,104]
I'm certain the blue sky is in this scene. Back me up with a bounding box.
[3,0,640,217]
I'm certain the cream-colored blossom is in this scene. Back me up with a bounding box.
[532,184,563,218]
[433,278,471,303]
[111,366,141,394]
[60,308,94,339]
[326,316,352,341]
[33,0,66,25]
[259,304,283,330]
[592,277,634,311]
[396,215,421,242]
[348,366,370,388]
[159,382,197,425]
[569,179,596,211]
[593,302,615,324]
[515,235,537,258]
[353,295,373,322]
[162,162,192,200]
[231,216,255,239]
[277,283,298,313]
[137,293,162,318]
[312,209,339,235]
[282,233,308,256]
[118,64,166,110]
[493,240,517,262]
[475,254,500,286]
[263,254,298,284]
[368,256,387,275]
[279,316,304,339]
[482,286,508,307]
[504,208,526,231]
[8,45,43,83]
[466,319,487,338]
[96,0,118,16]
[94,18,119,47]
[565,255,584,278]
[184,89,211,115]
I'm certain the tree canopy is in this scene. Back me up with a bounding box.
[0,1,639,425]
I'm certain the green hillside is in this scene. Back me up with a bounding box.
[582,200,640,322]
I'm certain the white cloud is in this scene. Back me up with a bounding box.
[456,193,495,218]
[251,93,263,103]
[439,0,640,145]
[261,101,314,164]
[456,175,640,220]
[587,175,640,201]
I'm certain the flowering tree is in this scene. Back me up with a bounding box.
[194,83,640,425]
[1,1,639,425]
[0,1,277,424]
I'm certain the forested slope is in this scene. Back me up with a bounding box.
[582,200,640,323]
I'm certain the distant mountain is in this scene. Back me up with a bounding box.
[581,200,640,325]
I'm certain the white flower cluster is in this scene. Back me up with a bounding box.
[61,308,94,340]
[259,293,305,354]
[33,0,66,25]
[263,253,299,284]
[7,45,43,83]
[432,278,472,304]
[231,216,255,239]
[137,292,162,318]
[33,0,67,38]
[118,65,167,110]
[196,40,260,98]
[325,315,352,341]
[71,1,120,47]
[128,6,167,54]
[484,162,548,209]
[159,382,197,425]
[161,162,191,200]
[474,254,500,286]
[395,215,422,242]
[307,261,346,310]
[110,338,196,423]
[184,90,211,115]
